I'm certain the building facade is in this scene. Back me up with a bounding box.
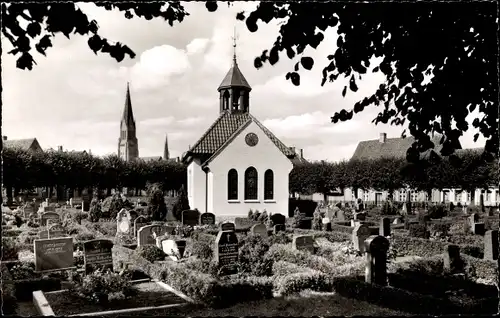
[182,53,302,216]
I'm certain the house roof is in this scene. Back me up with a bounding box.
[182,111,299,165]
[141,156,163,162]
[218,59,252,91]
[351,135,444,161]
[3,138,40,151]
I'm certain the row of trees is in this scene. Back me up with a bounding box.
[290,149,498,201]
[3,148,186,201]
[3,147,496,203]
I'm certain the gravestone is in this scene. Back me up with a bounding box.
[134,215,150,237]
[161,239,187,261]
[487,207,494,217]
[82,194,91,212]
[444,244,463,273]
[214,230,239,275]
[473,222,485,236]
[364,235,390,286]
[69,198,73,208]
[40,212,60,226]
[137,224,168,247]
[200,212,216,225]
[469,213,479,230]
[234,217,258,230]
[379,217,391,237]
[352,224,371,253]
[250,223,268,238]
[43,206,56,213]
[220,221,236,232]
[39,224,66,239]
[34,237,74,272]
[484,230,499,261]
[83,239,114,274]
[393,217,403,225]
[292,235,315,254]
[354,212,366,221]
[336,210,345,222]
[270,213,286,225]
[116,209,133,235]
[322,217,332,231]
[182,209,200,226]
[24,204,35,218]
[273,224,286,234]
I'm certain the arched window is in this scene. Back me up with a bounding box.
[223,90,230,110]
[227,169,238,200]
[264,169,274,200]
[244,167,258,200]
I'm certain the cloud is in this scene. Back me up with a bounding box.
[186,38,210,55]
[139,116,176,127]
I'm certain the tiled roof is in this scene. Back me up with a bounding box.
[351,135,443,161]
[218,60,252,91]
[184,111,298,164]
[141,156,163,162]
[4,138,39,151]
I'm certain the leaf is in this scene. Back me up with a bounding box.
[286,47,295,59]
[246,16,258,33]
[349,75,358,92]
[16,52,36,71]
[373,66,380,73]
[236,11,245,20]
[26,22,42,38]
[269,47,279,65]
[300,56,314,70]
[294,62,300,72]
[88,35,103,54]
[254,57,263,69]
[205,1,218,12]
[342,86,347,97]
[290,72,300,86]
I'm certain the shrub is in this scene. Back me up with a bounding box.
[258,210,268,223]
[9,261,37,280]
[27,220,40,228]
[289,198,318,217]
[292,208,305,229]
[409,224,430,239]
[74,212,89,224]
[174,224,194,238]
[69,269,137,304]
[147,183,168,221]
[312,211,322,231]
[428,205,447,219]
[382,201,398,215]
[274,265,333,295]
[172,185,190,221]
[88,199,102,222]
[449,220,472,236]
[189,236,214,259]
[269,232,292,245]
[108,194,125,220]
[430,223,451,238]
[238,234,273,276]
[247,209,253,219]
[135,245,166,263]
[2,238,20,261]
[253,210,261,221]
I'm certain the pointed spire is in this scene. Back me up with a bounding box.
[232,26,238,64]
[218,28,251,92]
[122,82,135,125]
[163,133,170,160]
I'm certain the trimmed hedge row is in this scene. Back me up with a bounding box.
[332,276,497,315]
[292,229,352,242]
[272,261,333,296]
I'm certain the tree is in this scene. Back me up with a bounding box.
[3,2,496,161]
[368,157,406,196]
[172,185,190,221]
[146,183,167,221]
[289,162,316,195]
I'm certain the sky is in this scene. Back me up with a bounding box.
[1,2,486,162]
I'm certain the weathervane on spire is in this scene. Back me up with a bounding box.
[231,26,239,63]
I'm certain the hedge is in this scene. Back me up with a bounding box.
[462,254,497,281]
[292,229,351,242]
[332,276,497,315]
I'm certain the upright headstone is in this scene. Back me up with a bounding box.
[82,194,91,212]
[250,223,268,238]
[444,244,463,273]
[200,212,216,225]
[182,209,200,226]
[352,224,371,253]
[34,237,74,272]
[43,206,56,212]
[270,213,286,225]
[365,235,390,286]
[292,235,315,254]
[39,224,66,239]
[273,224,286,234]
[214,230,239,275]
[40,212,60,226]
[379,217,391,237]
[473,222,485,236]
[469,213,479,229]
[137,224,168,247]
[336,210,345,222]
[134,215,150,237]
[354,212,366,221]
[393,217,403,225]
[220,221,236,232]
[69,198,73,208]
[83,239,114,274]
[322,217,332,231]
[484,230,499,261]
[117,209,132,235]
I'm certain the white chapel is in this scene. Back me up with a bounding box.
[182,50,305,217]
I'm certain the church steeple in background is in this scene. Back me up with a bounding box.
[163,133,170,160]
[217,28,252,115]
[118,82,139,162]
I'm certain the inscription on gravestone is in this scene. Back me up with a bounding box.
[34,237,74,272]
[83,239,114,274]
[214,230,239,275]
[200,212,216,225]
[41,212,60,226]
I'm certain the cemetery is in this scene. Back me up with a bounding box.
[2,189,500,316]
